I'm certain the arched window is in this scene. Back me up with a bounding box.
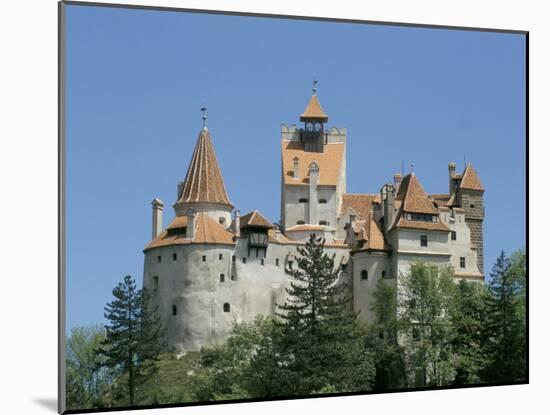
[223,303,230,312]
[172,305,177,316]
[318,198,327,204]
[361,270,368,280]
[299,198,308,203]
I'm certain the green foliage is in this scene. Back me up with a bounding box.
[397,262,457,387]
[66,325,111,410]
[275,234,375,395]
[482,250,527,382]
[97,275,166,406]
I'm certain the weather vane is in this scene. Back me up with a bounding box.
[312,79,318,95]
[410,162,415,174]
[200,105,207,129]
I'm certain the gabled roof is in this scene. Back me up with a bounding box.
[396,174,439,214]
[145,213,234,250]
[240,210,274,229]
[300,94,328,122]
[282,140,344,186]
[176,128,233,208]
[340,194,377,220]
[460,163,484,191]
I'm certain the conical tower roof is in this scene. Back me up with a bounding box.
[176,127,233,208]
[300,94,328,122]
[396,173,439,214]
[460,163,484,191]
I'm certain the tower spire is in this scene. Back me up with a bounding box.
[201,105,207,130]
[312,79,318,95]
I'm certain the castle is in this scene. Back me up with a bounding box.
[142,87,485,351]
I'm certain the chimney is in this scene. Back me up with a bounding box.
[293,157,299,179]
[308,162,319,225]
[151,198,164,239]
[234,209,241,238]
[393,173,402,193]
[448,162,457,195]
[383,183,395,233]
[186,208,196,239]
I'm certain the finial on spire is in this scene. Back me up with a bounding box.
[409,162,415,175]
[200,105,207,130]
[312,79,318,95]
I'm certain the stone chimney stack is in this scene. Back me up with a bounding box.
[383,183,395,233]
[393,173,402,193]
[151,198,164,239]
[186,208,196,240]
[448,162,457,195]
[308,162,319,225]
[293,157,300,179]
[234,209,241,238]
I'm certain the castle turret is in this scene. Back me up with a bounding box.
[173,107,233,226]
[300,80,328,153]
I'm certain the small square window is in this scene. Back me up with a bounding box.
[172,253,177,261]
[231,274,236,281]
[420,235,428,247]
[470,204,475,209]
[381,270,386,279]
[451,231,457,241]
[242,257,247,264]
[202,255,206,262]
[261,258,265,266]
[223,303,230,312]
[232,255,236,262]
[157,255,162,263]
[276,258,280,267]
[361,270,368,280]
[219,253,223,260]
[172,305,177,316]
[460,257,466,268]
[220,274,225,282]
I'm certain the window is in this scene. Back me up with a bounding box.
[319,220,328,226]
[451,231,457,241]
[420,235,428,247]
[381,270,386,279]
[288,261,294,270]
[276,258,280,267]
[219,217,226,225]
[408,213,437,222]
[223,303,230,312]
[261,258,265,266]
[297,220,305,225]
[299,198,308,203]
[341,263,348,272]
[318,198,327,204]
[172,305,177,316]
[232,255,236,262]
[242,257,247,264]
[470,204,475,209]
[220,273,225,283]
[361,270,368,280]
[231,274,236,281]
[157,255,162,263]
[460,257,466,268]
[219,253,223,260]
[202,255,206,262]
[172,253,177,261]
[152,276,159,290]
[412,327,420,341]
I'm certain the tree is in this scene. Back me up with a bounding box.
[482,250,527,383]
[397,262,457,387]
[97,275,166,406]
[193,316,287,400]
[369,278,408,390]
[66,325,111,409]
[275,234,375,395]
[449,279,488,385]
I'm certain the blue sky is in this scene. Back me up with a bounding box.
[65,5,526,329]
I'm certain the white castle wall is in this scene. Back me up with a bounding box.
[352,251,391,321]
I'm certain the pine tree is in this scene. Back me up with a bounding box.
[482,251,526,382]
[276,234,374,395]
[97,275,165,406]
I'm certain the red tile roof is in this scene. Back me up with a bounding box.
[177,128,233,208]
[300,94,328,121]
[240,210,274,229]
[460,163,484,191]
[396,174,439,214]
